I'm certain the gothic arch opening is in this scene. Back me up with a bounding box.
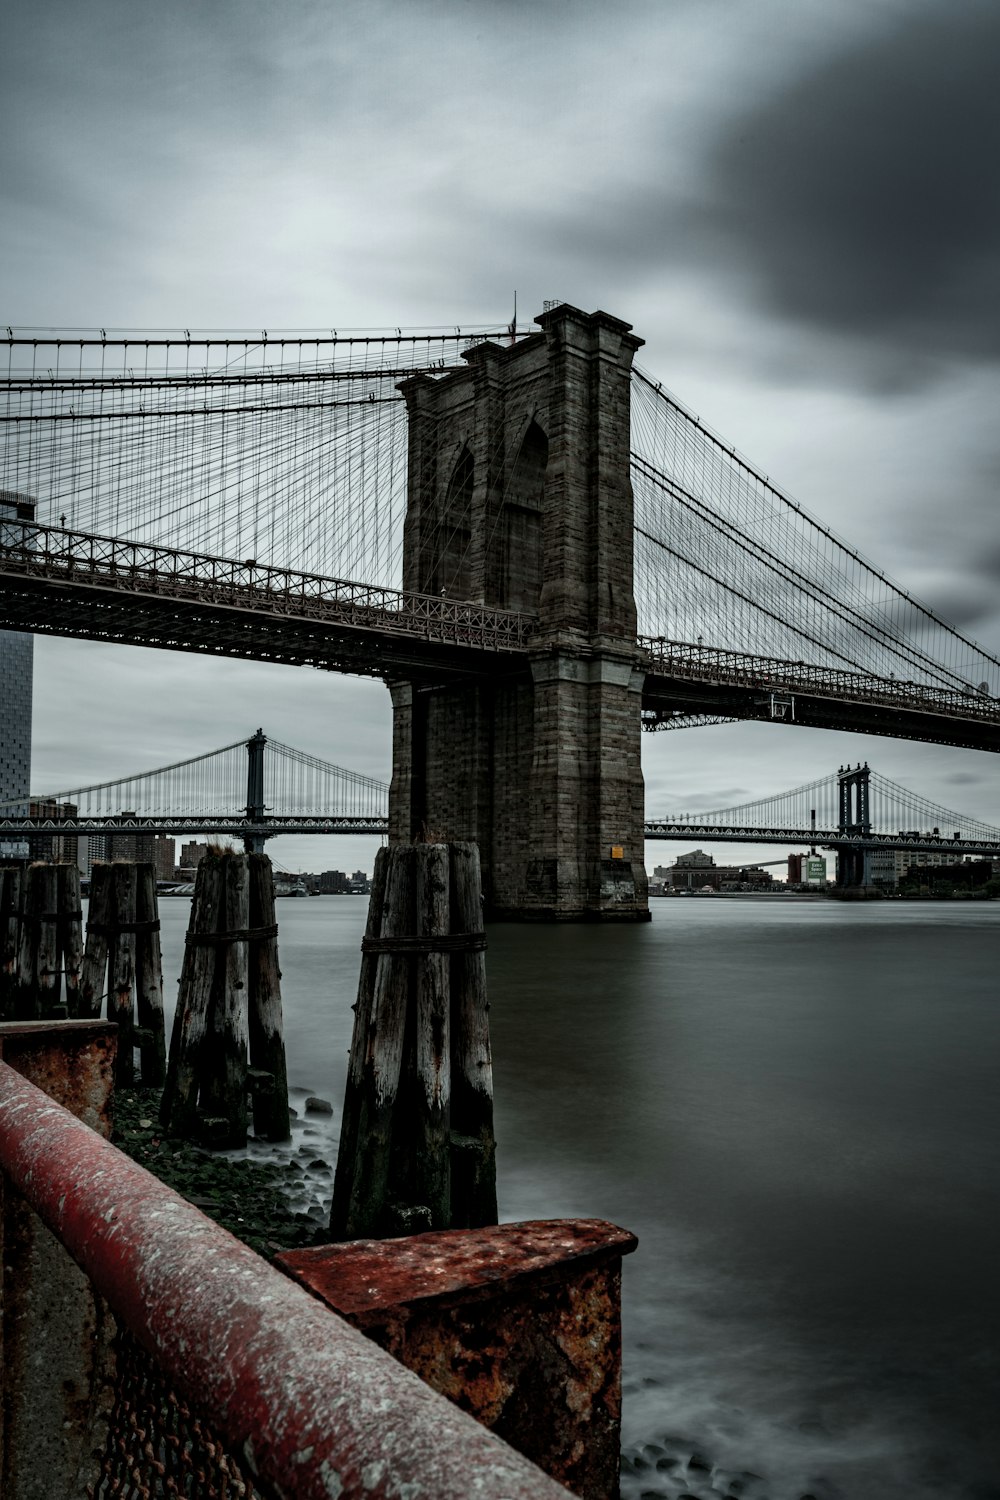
[497,419,547,612]
[433,444,474,597]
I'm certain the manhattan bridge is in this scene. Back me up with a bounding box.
[1,305,998,918]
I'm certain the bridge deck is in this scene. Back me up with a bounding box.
[2,521,999,752]
[640,641,1000,753]
[0,520,531,680]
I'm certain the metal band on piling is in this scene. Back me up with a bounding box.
[360,932,487,955]
[86,918,160,935]
[183,923,279,946]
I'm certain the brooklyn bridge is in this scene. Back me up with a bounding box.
[2,305,998,918]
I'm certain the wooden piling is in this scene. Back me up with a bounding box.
[336,845,416,1239]
[0,866,24,1019]
[162,853,224,1138]
[449,841,497,1228]
[410,842,452,1230]
[201,851,249,1148]
[330,846,389,1237]
[330,840,497,1242]
[107,863,137,1087]
[162,848,290,1149]
[247,853,290,1142]
[78,861,166,1087]
[135,862,167,1087]
[16,864,59,1020]
[58,864,84,1019]
[79,864,112,1019]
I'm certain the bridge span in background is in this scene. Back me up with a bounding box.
[3,735,998,864]
[3,307,999,916]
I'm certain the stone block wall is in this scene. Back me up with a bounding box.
[392,306,649,921]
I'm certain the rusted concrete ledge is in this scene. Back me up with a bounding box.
[278,1219,638,1500]
[0,1056,571,1500]
[0,1019,116,1133]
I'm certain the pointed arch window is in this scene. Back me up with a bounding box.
[433,445,474,597]
[496,420,547,611]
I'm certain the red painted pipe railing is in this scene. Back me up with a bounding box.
[0,1059,569,1500]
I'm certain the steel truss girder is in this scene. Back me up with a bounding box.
[640,637,1000,723]
[0,519,531,675]
[641,662,1000,755]
[2,522,998,753]
[642,822,1000,855]
[0,815,389,838]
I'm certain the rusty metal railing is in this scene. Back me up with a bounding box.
[0,1055,568,1500]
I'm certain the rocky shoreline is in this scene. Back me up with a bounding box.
[112,1087,324,1260]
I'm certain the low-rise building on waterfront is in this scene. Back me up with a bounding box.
[658,849,773,892]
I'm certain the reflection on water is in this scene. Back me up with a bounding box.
[154,896,1000,1500]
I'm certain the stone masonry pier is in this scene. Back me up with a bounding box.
[390,304,649,921]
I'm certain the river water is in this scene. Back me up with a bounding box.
[153,895,999,1500]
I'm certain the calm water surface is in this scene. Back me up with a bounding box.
[155,896,1000,1500]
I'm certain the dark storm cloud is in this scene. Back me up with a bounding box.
[706,0,1000,363]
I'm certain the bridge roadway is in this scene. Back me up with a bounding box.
[5,811,999,861]
[2,519,999,753]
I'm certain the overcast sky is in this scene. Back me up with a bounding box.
[3,0,999,875]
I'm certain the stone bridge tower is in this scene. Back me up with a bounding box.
[390,304,648,921]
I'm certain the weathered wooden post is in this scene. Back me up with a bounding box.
[79,863,112,1018]
[134,862,167,1086]
[247,852,291,1142]
[0,865,25,1019]
[330,840,497,1241]
[162,855,222,1139]
[16,864,58,1019]
[449,841,497,1228]
[4,864,84,1021]
[161,847,290,1147]
[56,863,84,1017]
[201,849,250,1145]
[79,861,166,1088]
[108,861,137,1086]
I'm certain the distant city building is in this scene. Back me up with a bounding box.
[27,799,78,866]
[662,851,715,890]
[660,849,773,892]
[154,835,176,881]
[91,817,156,867]
[179,840,210,871]
[79,838,101,879]
[349,869,370,895]
[788,853,828,886]
[870,845,955,890]
[318,869,351,894]
[0,492,35,861]
[897,856,994,892]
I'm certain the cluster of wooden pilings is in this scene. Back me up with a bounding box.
[161,848,290,1149]
[1,860,167,1090]
[331,841,497,1241]
[81,862,166,1088]
[1,862,83,1020]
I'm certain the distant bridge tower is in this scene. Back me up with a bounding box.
[390,304,649,921]
[837,762,872,888]
[244,728,267,854]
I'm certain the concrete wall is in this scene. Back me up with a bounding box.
[392,305,649,921]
